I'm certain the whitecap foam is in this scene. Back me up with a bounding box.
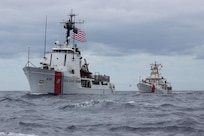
[127,101,135,104]
[0,132,38,136]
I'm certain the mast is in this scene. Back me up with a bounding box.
[44,15,47,57]
[27,47,30,67]
[150,62,162,78]
[64,10,75,45]
[63,10,84,45]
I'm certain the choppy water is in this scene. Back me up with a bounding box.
[0,91,204,136]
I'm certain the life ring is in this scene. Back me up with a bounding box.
[151,84,155,93]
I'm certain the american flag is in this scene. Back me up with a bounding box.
[72,27,87,42]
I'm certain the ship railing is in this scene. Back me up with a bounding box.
[25,60,37,67]
[93,74,110,82]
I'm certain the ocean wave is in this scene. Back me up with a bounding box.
[19,121,46,128]
[109,124,204,134]
[1,91,204,136]
[65,123,113,132]
[159,103,184,111]
[0,132,38,136]
[0,97,35,106]
[59,100,101,109]
[109,125,138,132]
[100,100,115,108]
[122,101,136,109]
[176,117,204,130]
[98,100,138,110]
[59,99,137,111]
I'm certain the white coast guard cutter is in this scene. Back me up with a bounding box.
[137,62,172,93]
[23,11,115,94]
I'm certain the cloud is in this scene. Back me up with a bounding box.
[183,45,204,59]
[1,0,204,59]
[1,0,204,91]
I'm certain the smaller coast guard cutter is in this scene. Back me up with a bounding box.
[137,62,172,93]
[23,11,115,94]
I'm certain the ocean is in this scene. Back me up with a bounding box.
[0,91,204,136]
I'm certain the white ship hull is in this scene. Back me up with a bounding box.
[137,82,172,93]
[23,67,115,95]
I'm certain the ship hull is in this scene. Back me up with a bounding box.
[137,82,172,93]
[23,67,115,95]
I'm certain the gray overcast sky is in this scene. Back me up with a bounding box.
[1,0,204,91]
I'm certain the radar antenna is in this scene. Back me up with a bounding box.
[62,10,84,45]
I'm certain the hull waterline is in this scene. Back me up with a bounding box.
[23,67,114,95]
[137,82,172,93]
